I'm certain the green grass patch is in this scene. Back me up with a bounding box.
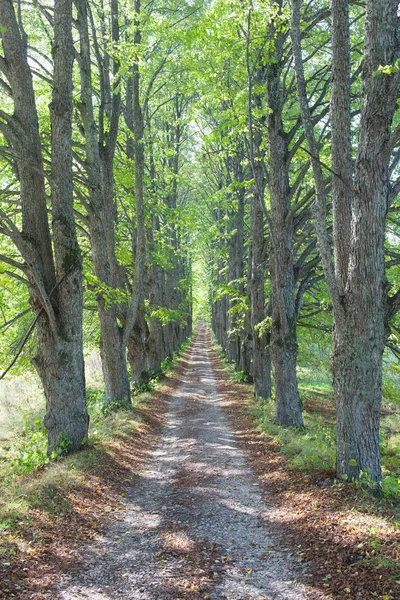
[0,402,146,554]
[251,397,336,473]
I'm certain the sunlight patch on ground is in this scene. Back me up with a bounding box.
[338,512,398,536]
[162,530,197,552]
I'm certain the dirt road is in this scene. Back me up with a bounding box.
[57,324,310,600]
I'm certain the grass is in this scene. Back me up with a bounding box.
[254,380,400,500]
[250,396,337,473]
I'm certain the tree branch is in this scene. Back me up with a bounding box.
[0,313,39,380]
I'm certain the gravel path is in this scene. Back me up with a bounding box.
[57,324,309,600]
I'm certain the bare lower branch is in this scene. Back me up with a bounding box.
[1,270,30,285]
[291,0,344,325]
[0,253,25,270]
[2,308,30,331]
[386,341,400,359]
[0,313,39,380]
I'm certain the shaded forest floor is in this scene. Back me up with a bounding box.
[0,328,399,599]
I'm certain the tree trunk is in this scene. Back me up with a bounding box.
[240,250,253,381]
[127,307,149,382]
[266,3,303,426]
[34,329,88,454]
[121,0,146,353]
[333,327,384,482]
[249,66,271,399]
[0,0,88,453]
[291,0,399,480]
[75,0,131,405]
[334,0,398,481]
[145,217,165,373]
[330,0,353,296]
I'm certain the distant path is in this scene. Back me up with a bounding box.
[57,323,310,600]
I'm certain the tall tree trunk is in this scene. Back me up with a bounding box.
[146,217,165,373]
[75,0,131,405]
[240,249,253,380]
[334,0,399,482]
[225,152,245,368]
[0,0,88,453]
[249,186,271,398]
[162,101,185,356]
[330,0,353,297]
[127,307,149,382]
[145,123,166,372]
[121,0,146,353]
[248,65,271,399]
[266,1,303,426]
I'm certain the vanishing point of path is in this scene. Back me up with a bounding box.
[57,324,311,600]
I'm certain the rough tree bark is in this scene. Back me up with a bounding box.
[291,0,400,481]
[334,0,400,482]
[75,0,131,404]
[121,0,146,357]
[127,306,149,382]
[0,0,88,453]
[145,217,165,374]
[248,60,271,399]
[266,0,303,427]
[227,151,246,370]
[162,97,186,357]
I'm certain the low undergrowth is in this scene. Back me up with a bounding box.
[251,396,336,473]
[0,400,146,568]
[1,334,192,478]
[251,385,400,502]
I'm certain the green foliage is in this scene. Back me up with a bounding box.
[84,270,130,309]
[9,415,72,474]
[254,316,272,338]
[373,59,400,76]
[147,304,184,326]
[346,468,400,501]
[86,388,130,417]
[10,416,48,474]
[132,378,157,397]
[382,373,400,405]
[232,370,249,383]
[192,259,212,323]
[253,397,336,473]
[381,474,400,500]
[86,388,107,412]
[0,273,32,376]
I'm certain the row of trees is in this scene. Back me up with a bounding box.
[0,0,195,453]
[199,0,400,484]
[1,0,399,485]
